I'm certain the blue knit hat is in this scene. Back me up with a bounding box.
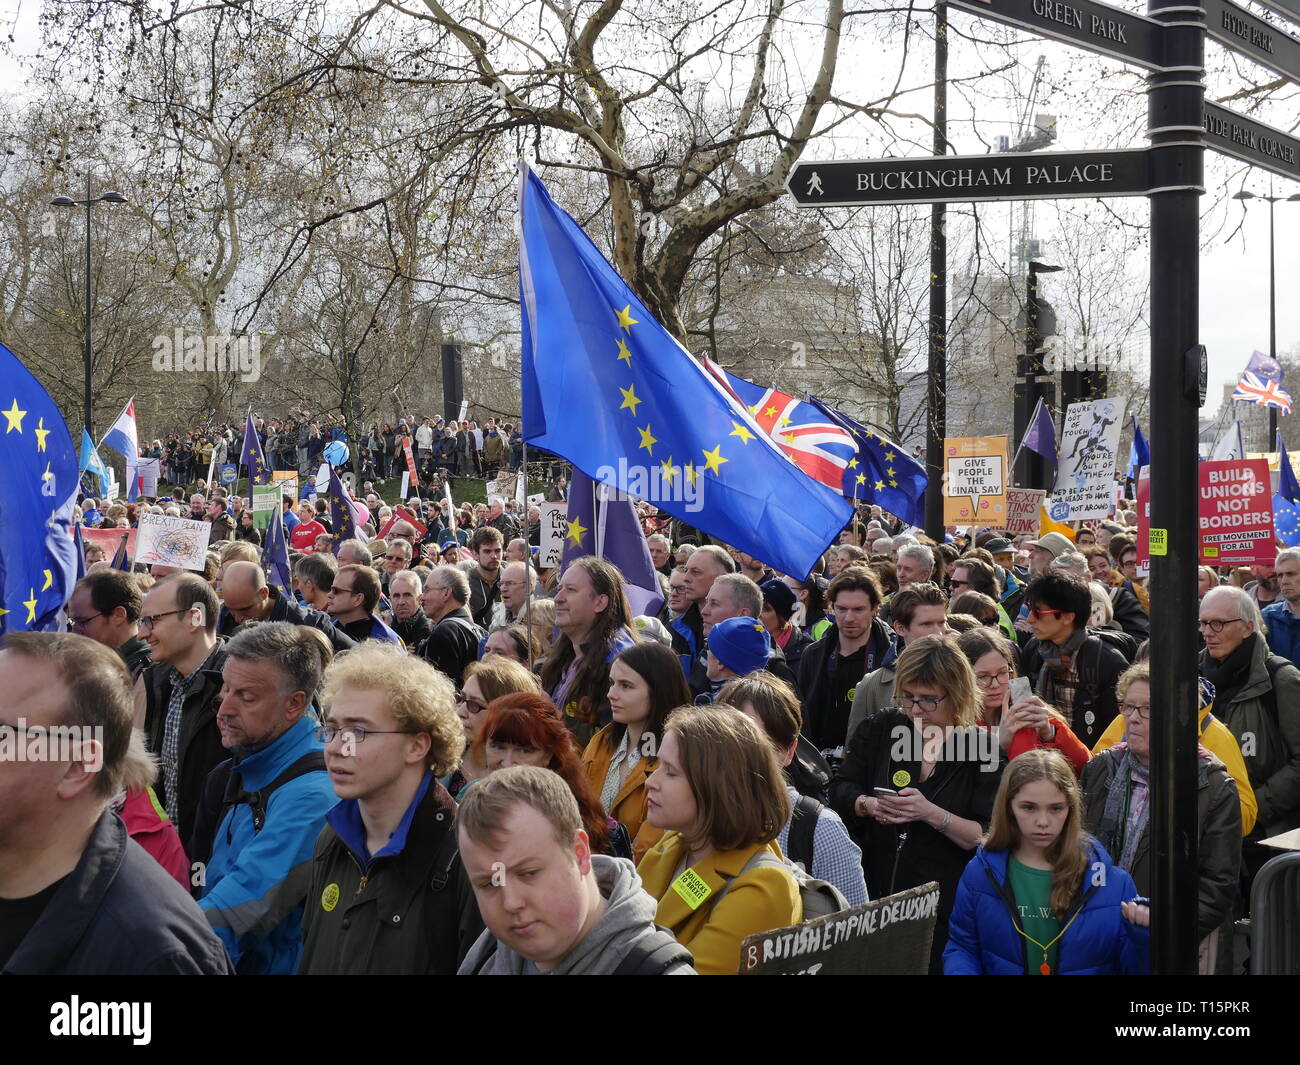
[760,578,798,622]
[707,616,772,676]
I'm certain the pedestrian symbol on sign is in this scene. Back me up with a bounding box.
[806,171,824,196]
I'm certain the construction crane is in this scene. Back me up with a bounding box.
[995,56,1056,274]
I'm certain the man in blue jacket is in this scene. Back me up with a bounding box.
[1263,548,1300,668]
[199,622,337,974]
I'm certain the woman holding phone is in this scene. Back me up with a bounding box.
[944,748,1150,975]
[830,633,1003,972]
[957,628,1090,774]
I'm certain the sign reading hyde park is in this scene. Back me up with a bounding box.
[947,0,1165,70]
[787,149,1154,208]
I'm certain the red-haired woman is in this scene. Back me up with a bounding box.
[475,693,614,855]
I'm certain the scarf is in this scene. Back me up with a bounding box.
[1200,634,1256,713]
[1096,745,1151,872]
[1034,627,1088,699]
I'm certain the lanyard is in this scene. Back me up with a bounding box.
[1013,899,1085,975]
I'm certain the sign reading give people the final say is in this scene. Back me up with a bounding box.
[947,0,1167,70]
[787,149,1159,208]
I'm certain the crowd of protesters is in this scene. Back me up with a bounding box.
[8,420,1300,978]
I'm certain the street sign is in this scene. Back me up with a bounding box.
[1204,0,1300,84]
[786,149,1175,208]
[948,0,1165,70]
[1203,102,1300,183]
[1255,0,1300,27]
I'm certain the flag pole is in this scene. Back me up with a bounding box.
[1008,396,1043,482]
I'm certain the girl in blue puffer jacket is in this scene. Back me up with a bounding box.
[944,748,1150,975]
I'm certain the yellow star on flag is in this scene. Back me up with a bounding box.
[889,479,898,487]
[0,606,8,618]
[3,398,26,433]
[615,338,633,364]
[615,305,639,332]
[565,514,589,547]
[847,457,858,469]
[748,404,759,414]
[856,473,867,486]
[701,444,728,476]
[886,467,895,478]
[34,417,49,452]
[875,480,885,491]
[783,432,797,443]
[763,405,778,418]
[41,461,53,484]
[729,421,755,445]
[684,462,700,487]
[637,424,658,455]
[23,588,37,624]
[778,416,792,428]
[619,384,642,416]
[41,569,52,592]
[884,449,896,462]
[660,457,677,485]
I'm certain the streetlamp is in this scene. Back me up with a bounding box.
[1014,260,1062,490]
[1232,188,1300,446]
[51,176,127,439]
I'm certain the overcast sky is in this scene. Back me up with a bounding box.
[1,0,1296,416]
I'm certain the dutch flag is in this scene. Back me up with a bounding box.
[100,397,141,502]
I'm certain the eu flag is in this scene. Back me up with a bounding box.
[1277,433,1300,506]
[518,166,851,578]
[239,409,271,488]
[562,470,665,617]
[805,395,927,528]
[1127,418,1150,481]
[0,341,80,632]
[259,502,293,601]
[327,465,357,552]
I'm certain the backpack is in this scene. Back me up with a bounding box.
[190,751,327,869]
[786,736,831,805]
[786,794,823,875]
[714,846,848,923]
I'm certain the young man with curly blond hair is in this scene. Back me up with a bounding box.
[298,642,483,974]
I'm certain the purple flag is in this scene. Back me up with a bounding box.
[561,469,664,618]
[1247,350,1284,385]
[1022,398,1058,465]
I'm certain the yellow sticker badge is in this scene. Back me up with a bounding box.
[671,868,713,910]
[892,770,911,788]
[321,883,340,913]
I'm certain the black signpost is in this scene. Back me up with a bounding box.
[946,0,1166,68]
[1256,0,1300,23]
[1203,102,1300,183]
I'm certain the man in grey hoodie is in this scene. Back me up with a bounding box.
[457,767,694,975]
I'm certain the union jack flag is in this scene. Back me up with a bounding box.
[1232,372,1293,415]
[701,361,856,490]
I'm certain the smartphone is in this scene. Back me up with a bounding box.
[1009,676,1033,704]
[872,786,898,798]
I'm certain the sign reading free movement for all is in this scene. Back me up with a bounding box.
[1198,459,1275,566]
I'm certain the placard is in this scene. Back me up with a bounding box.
[1050,398,1126,521]
[1005,488,1046,535]
[942,436,1008,526]
[1135,466,1151,578]
[538,502,568,568]
[219,463,238,486]
[252,480,288,531]
[1198,458,1275,566]
[137,457,160,498]
[135,514,210,571]
[81,527,138,560]
[738,882,940,975]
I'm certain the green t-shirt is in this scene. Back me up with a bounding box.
[1008,856,1062,975]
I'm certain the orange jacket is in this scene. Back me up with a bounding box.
[581,726,664,864]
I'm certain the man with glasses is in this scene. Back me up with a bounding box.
[1019,573,1127,747]
[325,564,403,646]
[68,569,152,679]
[845,582,949,746]
[136,573,230,850]
[421,565,485,685]
[299,643,483,973]
[195,622,336,974]
[1199,585,1300,865]
[380,539,413,595]
[218,560,356,653]
[490,561,535,632]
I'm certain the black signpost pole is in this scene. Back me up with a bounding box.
[1147,0,1204,975]
[925,3,949,540]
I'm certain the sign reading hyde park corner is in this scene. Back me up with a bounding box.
[947,0,1166,70]
[1203,103,1300,182]
[787,149,1157,208]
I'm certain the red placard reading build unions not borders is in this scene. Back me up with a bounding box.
[1198,459,1275,566]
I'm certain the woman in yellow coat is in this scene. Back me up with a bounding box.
[580,643,691,864]
[637,704,801,975]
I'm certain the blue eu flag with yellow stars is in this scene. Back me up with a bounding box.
[518,165,852,578]
[240,409,271,488]
[0,341,80,633]
[1274,433,1300,547]
[259,499,293,601]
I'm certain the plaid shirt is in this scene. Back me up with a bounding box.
[777,786,869,906]
[160,643,223,823]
